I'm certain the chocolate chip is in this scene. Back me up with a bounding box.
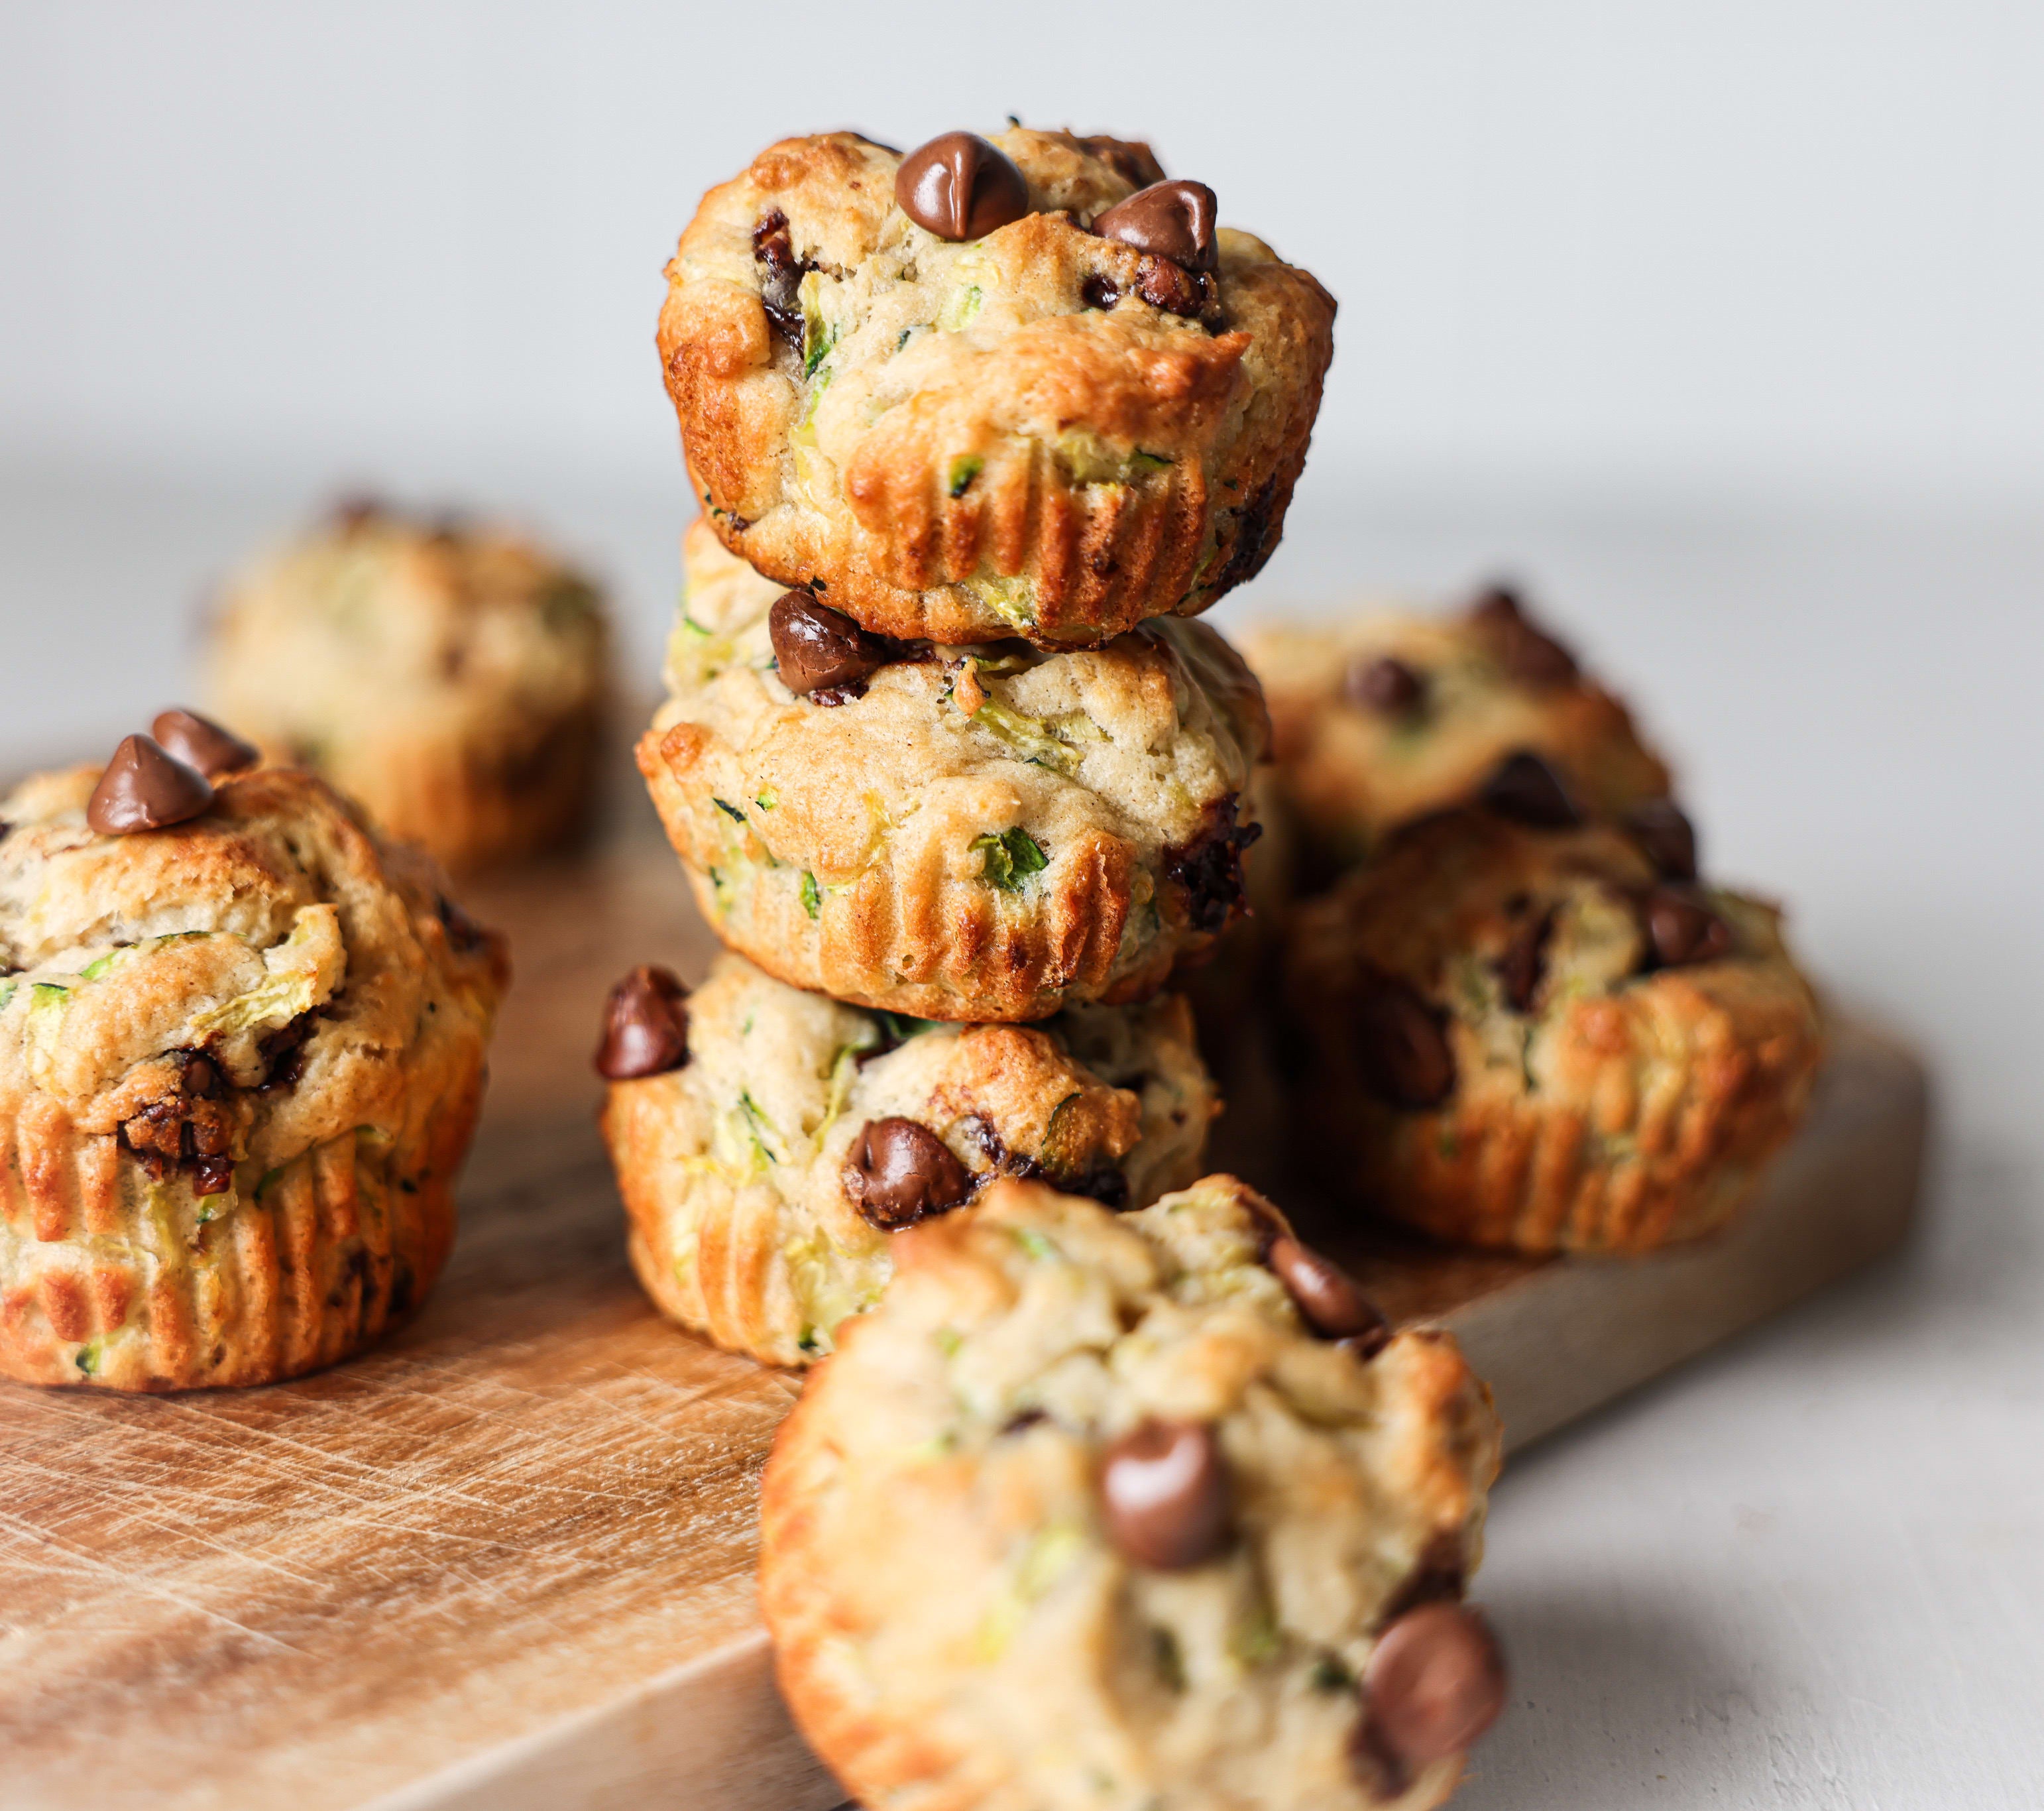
[86,735,214,835]
[1377,1531,1469,1628]
[1219,474,1281,591]
[1267,1235,1391,1350]
[962,1116,1129,1210]
[1624,799,1699,881]
[1495,907,1554,1014]
[1479,751,1581,829]
[895,133,1031,240]
[1133,253,1216,320]
[1642,888,1732,969]
[1163,799,1261,933]
[1353,972,1456,1111]
[331,495,382,532]
[1081,271,1121,311]
[1077,135,1166,190]
[593,966,691,1080]
[769,591,897,695]
[844,1117,973,1230]
[1093,180,1219,272]
[150,709,259,778]
[1099,1420,1231,1570]
[1347,654,1426,715]
[1469,584,1579,687]
[435,894,493,957]
[752,208,809,353]
[1359,1604,1506,1769]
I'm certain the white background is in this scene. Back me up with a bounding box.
[4,5,2042,1806]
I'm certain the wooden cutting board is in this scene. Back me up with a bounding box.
[0,833,1928,1811]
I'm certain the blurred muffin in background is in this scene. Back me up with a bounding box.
[1243,583,1672,889]
[205,498,611,871]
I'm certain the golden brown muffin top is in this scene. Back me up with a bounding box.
[0,758,507,1179]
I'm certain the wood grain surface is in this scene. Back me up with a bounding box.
[0,833,1928,1811]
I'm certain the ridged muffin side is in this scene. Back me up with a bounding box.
[0,762,507,1389]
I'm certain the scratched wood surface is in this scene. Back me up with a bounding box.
[0,831,1928,1811]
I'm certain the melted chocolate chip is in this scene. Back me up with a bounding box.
[1495,907,1555,1014]
[151,709,259,778]
[435,894,493,957]
[1469,585,1579,687]
[1642,888,1733,969]
[1377,1531,1469,1629]
[1359,1604,1507,1769]
[769,591,898,695]
[1099,1420,1231,1570]
[593,966,691,1080]
[1267,1235,1391,1350]
[1347,654,1426,715]
[1480,751,1581,829]
[257,1012,319,1095]
[1134,253,1216,319]
[1093,180,1219,272]
[86,735,214,835]
[119,1064,239,1191]
[1219,474,1281,591]
[844,1118,973,1230]
[1163,800,1261,934]
[1353,972,1456,1111]
[962,1117,1129,1210]
[1624,799,1699,881]
[1081,271,1121,311]
[752,208,810,353]
[895,133,1031,240]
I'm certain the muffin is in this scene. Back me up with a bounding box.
[638,520,1269,1022]
[1282,806,1823,1255]
[760,1173,1506,1811]
[0,741,507,1390]
[1245,585,1671,879]
[658,127,1337,646]
[205,498,611,870]
[599,949,1218,1366]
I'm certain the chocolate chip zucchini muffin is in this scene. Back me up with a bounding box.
[761,1173,1506,1811]
[659,127,1337,646]
[1283,805,1823,1255]
[598,950,1217,1366]
[1245,586,1671,877]
[638,521,1269,1022]
[205,498,611,870]
[0,743,507,1390]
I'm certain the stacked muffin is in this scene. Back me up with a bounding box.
[600,125,1524,1811]
[600,126,1336,1368]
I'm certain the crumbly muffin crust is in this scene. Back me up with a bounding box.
[761,1174,1503,1811]
[638,522,1269,1022]
[1244,590,1670,876]
[603,951,1216,1367]
[658,128,1337,646]
[1283,809,1823,1254]
[0,761,507,1389]
[205,500,610,870]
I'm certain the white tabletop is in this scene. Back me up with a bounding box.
[2,465,2039,1809]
